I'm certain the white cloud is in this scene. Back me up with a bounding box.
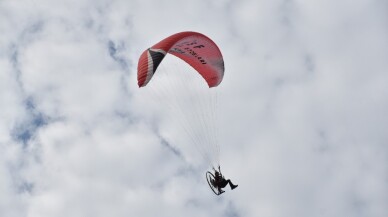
[1,0,387,216]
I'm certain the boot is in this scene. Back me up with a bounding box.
[231,184,238,190]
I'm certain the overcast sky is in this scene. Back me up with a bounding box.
[1,0,388,216]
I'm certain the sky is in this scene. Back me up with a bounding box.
[1,0,388,216]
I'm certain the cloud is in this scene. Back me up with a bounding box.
[1,0,388,216]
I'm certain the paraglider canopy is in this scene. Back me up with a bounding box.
[137,31,225,88]
[136,31,224,169]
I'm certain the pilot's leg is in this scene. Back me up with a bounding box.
[226,179,238,190]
